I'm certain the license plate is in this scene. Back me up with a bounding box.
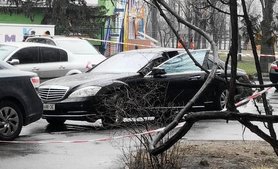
[43,104,55,111]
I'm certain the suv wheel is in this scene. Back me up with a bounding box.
[0,101,23,141]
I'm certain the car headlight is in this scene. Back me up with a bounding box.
[68,86,101,98]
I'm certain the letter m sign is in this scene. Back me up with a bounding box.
[5,35,16,42]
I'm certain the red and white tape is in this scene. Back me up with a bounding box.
[235,87,272,107]
[0,122,185,144]
[84,37,160,48]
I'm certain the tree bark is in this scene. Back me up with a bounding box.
[260,0,276,55]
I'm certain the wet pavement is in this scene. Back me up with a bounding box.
[0,87,278,169]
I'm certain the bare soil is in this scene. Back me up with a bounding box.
[180,140,278,169]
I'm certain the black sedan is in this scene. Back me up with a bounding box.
[0,61,42,140]
[38,48,251,126]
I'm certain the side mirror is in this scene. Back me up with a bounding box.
[8,59,20,65]
[151,67,166,78]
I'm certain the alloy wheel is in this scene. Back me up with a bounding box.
[0,106,20,137]
[220,90,228,110]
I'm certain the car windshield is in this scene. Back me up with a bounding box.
[91,52,157,73]
[0,44,17,60]
[55,39,99,55]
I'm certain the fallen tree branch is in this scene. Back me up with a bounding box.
[150,110,278,155]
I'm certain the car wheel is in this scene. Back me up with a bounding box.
[0,101,23,141]
[101,91,126,128]
[46,118,66,126]
[207,89,228,110]
[216,89,228,110]
[101,112,123,128]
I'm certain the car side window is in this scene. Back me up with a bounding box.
[40,47,68,63]
[159,54,200,74]
[40,47,60,63]
[60,49,68,61]
[158,51,207,74]
[10,47,39,64]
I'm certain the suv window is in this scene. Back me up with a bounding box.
[40,47,68,63]
[10,47,39,64]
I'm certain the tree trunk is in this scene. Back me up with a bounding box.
[260,0,275,55]
[151,6,159,40]
[260,0,276,72]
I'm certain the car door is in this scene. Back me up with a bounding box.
[145,50,209,108]
[7,47,40,75]
[39,47,69,79]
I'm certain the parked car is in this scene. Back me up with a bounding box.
[269,60,278,89]
[0,61,42,140]
[38,48,252,126]
[0,42,104,81]
[25,36,106,67]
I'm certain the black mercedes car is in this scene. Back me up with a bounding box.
[38,48,251,126]
[0,61,42,140]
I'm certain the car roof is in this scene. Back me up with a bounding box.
[26,36,86,41]
[0,42,66,49]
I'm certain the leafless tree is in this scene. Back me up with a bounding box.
[145,0,278,157]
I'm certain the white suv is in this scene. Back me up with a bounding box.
[26,36,106,68]
[0,42,104,81]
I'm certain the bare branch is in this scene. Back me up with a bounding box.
[150,0,219,153]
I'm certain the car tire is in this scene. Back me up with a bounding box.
[46,118,66,126]
[214,89,228,110]
[101,90,126,128]
[101,113,123,128]
[0,100,23,141]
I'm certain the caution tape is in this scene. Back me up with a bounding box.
[235,87,273,107]
[84,37,160,48]
[0,122,185,144]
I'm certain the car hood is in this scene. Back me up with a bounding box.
[0,69,37,78]
[40,72,138,89]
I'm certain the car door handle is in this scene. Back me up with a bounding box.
[59,66,65,69]
[189,75,201,80]
[32,67,39,71]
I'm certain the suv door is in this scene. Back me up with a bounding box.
[8,47,40,75]
[39,47,69,79]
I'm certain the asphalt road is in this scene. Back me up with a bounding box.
[0,87,277,169]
